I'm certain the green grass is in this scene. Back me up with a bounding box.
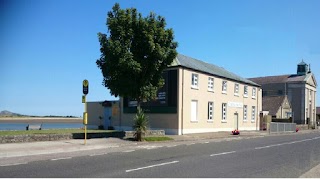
[0,129,116,136]
[144,136,173,141]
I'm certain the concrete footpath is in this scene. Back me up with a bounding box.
[0,129,319,177]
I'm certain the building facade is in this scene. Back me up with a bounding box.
[262,95,292,119]
[87,101,120,129]
[116,54,262,135]
[249,61,317,126]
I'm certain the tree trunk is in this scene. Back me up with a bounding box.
[137,99,141,111]
[136,131,142,141]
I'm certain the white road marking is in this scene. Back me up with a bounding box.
[147,146,163,150]
[89,153,107,156]
[51,157,72,161]
[210,151,236,157]
[204,142,210,144]
[123,150,135,153]
[167,145,177,148]
[126,161,179,173]
[0,162,28,167]
[255,137,320,150]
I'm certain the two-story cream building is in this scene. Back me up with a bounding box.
[115,54,262,135]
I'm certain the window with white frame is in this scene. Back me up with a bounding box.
[251,106,256,122]
[208,102,213,121]
[222,103,227,122]
[234,83,239,95]
[191,74,198,88]
[208,77,214,91]
[243,105,247,121]
[244,85,248,97]
[222,81,227,93]
[252,88,256,98]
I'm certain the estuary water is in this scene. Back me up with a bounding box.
[0,123,97,131]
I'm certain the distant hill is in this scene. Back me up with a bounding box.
[0,110,79,118]
[0,110,24,117]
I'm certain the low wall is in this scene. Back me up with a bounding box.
[0,130,165,144]
[123,130,165,138]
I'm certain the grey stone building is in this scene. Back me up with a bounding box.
[249,61,317,126]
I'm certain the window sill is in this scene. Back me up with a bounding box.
[251,120,255,123]
[243,95,248,98]
[191,86,199,90]
[207,120,214,123]
[252,96,256,99]
[208,89,214,93]
[234,93,239,97]
[221,120,227,123]
[222,91,227,95]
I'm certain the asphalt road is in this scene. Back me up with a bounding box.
[1,132,320,178]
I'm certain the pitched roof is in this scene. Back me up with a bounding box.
[248,74,310,85]
[262,96,287,116]
[170,54,260,87]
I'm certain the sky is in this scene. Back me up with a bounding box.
[1,0,319,116]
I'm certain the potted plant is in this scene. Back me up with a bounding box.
[232,129,240,135]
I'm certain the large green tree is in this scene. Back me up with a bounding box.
[96,3,178,108]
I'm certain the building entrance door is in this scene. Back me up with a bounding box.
[104,107,112,129]
[234,113,239,130]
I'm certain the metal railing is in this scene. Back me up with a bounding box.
[269,122,296,133]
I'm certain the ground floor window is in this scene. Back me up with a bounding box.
[251,106,256,122]
[208,102,213,121]
[222,103,227,122]
[243,105,247,121]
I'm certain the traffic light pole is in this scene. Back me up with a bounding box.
[84,100,87,145]
[82,79,89,145]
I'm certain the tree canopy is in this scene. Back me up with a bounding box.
[96,3,178,108]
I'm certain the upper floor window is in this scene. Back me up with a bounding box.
[252,88,256,98]
[244,85,248,97]
[222,81,227,93]
[309,90,312,101]
[208,77,214,92]
[234,83,239,95]
[191,73,198,89]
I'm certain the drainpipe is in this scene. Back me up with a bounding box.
[181,68,184,135]
[257,88,259,131]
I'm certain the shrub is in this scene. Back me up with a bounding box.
[133,107,149,141]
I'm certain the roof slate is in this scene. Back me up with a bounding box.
[170,54,259,86]
[248,74,309,85]
[262,96,286,116]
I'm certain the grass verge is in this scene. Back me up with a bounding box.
[0,129,116,136]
